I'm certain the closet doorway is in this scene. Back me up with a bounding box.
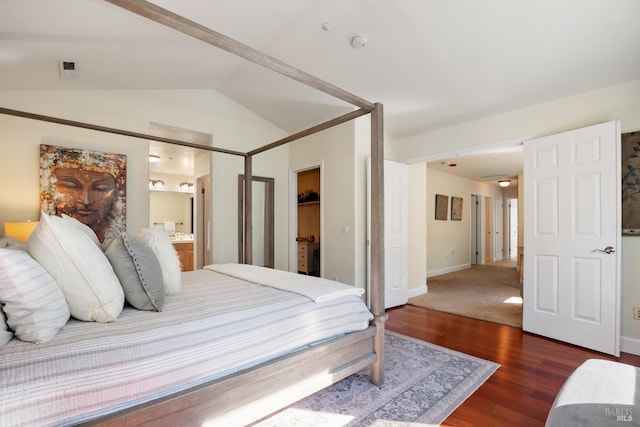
[293,166,322,277]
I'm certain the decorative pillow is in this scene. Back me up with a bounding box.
[0,248,70,343]
[136,228,182,294]
[102,228,165,311]
[0,306,14,347]
[28,212,124,322]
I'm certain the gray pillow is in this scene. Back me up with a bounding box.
[102,228,165,311]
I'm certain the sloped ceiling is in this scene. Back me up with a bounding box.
[1,0,639,180]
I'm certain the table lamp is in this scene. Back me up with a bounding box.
[4,221,39,243]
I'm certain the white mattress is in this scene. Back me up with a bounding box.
[0,269,373,427]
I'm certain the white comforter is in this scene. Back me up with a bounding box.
[205,263,365,303]
[0,268,373,427]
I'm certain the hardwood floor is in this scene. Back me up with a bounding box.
[386,304,640,427]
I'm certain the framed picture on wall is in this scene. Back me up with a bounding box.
[622,131,640,235]
[451,196,463,221]
[39,144,127,242]
[435,194,448,220]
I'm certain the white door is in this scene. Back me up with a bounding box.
[494,198,504,261]
[384,160,408,308]
[523,120,621,355]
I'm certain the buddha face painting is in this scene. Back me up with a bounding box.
[40,144,126,241]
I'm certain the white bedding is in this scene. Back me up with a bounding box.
[0,268,373,427]
[205,263,365,302]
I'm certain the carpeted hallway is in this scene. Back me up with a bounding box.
[409,260,523,328]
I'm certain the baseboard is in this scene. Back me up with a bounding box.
[426,263,471,278]
[621,336,640,356]
[407,285,427,299]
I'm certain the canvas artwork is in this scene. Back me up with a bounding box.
[451,196,463,221]
[40,144,127,241]
[435,194,448,220]
[622,131,640,235]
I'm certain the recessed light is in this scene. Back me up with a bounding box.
[149,155,160,163]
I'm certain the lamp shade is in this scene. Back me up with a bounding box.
[4,221,39,243]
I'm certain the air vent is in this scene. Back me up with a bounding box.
[58,60,79,79]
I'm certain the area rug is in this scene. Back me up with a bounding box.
[409,262,523,328]
[256,331,500,426]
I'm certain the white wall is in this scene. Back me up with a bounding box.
[0,89,289,267]
[393,78,640,352]
[289,121,361,286]
[408,163,427,297]
[425,169,502,278]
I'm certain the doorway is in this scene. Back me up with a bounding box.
[295,167,321,276]
[470,194,484,265]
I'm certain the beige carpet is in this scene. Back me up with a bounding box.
[409,261,523,328]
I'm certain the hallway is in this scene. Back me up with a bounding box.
[408,260,522,327]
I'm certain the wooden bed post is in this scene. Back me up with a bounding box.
[244,154,253,265]
[370,102,386,386]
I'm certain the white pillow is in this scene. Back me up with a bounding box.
[0,248,70,343]
[28,212,124,322]
[61,214,100,247]
[136,228,181,294]
[0,306,15,347]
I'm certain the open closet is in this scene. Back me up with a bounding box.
[296,167,320,276]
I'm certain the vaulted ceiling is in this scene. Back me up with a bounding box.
[1,0,639,180]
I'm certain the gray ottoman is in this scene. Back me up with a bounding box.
[546,359,639,426]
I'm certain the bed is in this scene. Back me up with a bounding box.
[0,0,387,425]
[1,265,375,426]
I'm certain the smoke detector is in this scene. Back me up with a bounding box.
[58,60,79,79]
[351,34,367,49]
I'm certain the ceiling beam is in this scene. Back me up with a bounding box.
[248,108,370,156]
[103,0,376,111]
[0,107,246,157]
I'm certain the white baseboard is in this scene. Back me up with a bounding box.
[426,263,471,278]
[621,336,640,356]
[407,285,427,299]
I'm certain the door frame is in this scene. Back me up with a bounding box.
[470,193,485,265]
[289,162,324,275]
[195,173,211,269]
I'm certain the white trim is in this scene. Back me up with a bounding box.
[407,285,427,299]
[405,136,530,165]
[427,263,470,278]
[621,336,640,356]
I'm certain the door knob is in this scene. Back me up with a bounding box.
[593,246,615,254]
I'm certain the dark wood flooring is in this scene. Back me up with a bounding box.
[386,304,640,427]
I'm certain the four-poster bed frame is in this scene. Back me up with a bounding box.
[0,0,386,424]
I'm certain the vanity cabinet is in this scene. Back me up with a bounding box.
[173,242,194,272]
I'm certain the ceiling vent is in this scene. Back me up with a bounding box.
[58,60,79,79]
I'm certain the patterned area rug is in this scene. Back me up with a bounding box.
[256,331,500,426]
